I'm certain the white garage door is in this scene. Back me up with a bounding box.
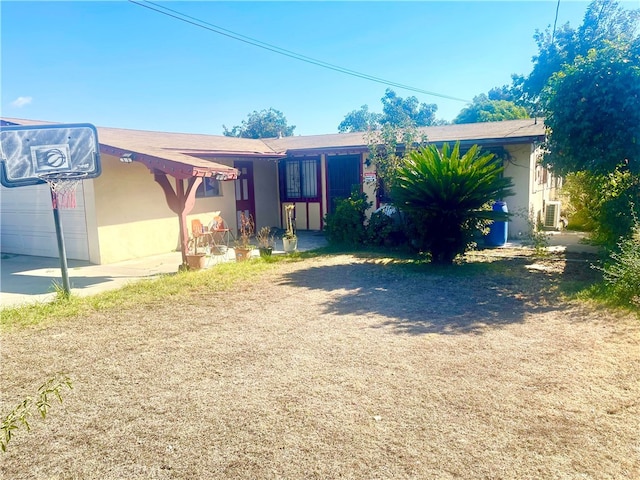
[0,182,89,260]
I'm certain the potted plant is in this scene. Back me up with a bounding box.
[186,227,207,270]
[256,226,275,257]
[234,212,255,262]
[282,204,298,253]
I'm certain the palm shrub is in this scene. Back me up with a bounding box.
[391,142,514,264]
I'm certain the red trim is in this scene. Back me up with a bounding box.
[100,145,238,179]
[234,160,256,227]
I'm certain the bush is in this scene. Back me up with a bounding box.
[598,212,640,308]
[365,209,407,247]
[562,170,639,248]
[324,187,371,246]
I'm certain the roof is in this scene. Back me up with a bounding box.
[1,118,277,179]
[263,118,545,153]
[2,117,545,165]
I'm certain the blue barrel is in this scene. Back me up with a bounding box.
[486,201,508,247]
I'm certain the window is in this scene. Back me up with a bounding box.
[196,177,222,198]
[281,157,319,201]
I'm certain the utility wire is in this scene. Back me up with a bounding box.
[129,0,471,103]
[551,0,561,43]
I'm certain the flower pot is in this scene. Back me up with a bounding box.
[283,237,298,253]
[234,247,252,262]
[186,253,206,270]
[259,246,273,257]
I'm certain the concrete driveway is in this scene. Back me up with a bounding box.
[0,251,185,308]
[0,231,329,309]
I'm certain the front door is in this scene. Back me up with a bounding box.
[327,155,361,214]
[234,161,255,231]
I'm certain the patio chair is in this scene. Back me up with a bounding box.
[190,219,207,254]
[206,212,234,265]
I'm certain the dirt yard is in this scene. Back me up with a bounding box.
[1,252,639,479]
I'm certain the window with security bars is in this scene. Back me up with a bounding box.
[282,158,319,200]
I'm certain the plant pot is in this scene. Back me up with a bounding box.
[186,253,206,270]
[234,247,252,262]
[282,237,298,253]
[259,246,273,257]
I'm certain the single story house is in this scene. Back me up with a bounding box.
[0,117,558,264]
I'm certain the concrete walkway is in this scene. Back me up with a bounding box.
[0,231,328,309]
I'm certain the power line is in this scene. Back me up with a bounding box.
[551,0,561,43]
[128,0,471,104]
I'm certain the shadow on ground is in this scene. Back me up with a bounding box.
[279,254,596,336]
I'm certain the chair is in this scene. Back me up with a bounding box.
[206,212,234,265]
[190,219,206,254]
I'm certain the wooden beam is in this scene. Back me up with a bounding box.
[153,172,203,266]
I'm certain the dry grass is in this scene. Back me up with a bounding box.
[1,251,639,479]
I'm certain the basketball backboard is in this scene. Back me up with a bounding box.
[0,123,101,187]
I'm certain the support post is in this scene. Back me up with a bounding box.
[153,172,202,267]
[50,189,71,297]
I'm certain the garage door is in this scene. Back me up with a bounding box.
[0,182,89,260]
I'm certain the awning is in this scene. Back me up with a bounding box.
[100,145,239,180]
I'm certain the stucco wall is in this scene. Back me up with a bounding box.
[502,143,535,238]
[503,143,555,238]
[94,154,236,264]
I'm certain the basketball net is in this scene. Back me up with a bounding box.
[38,172,88,209]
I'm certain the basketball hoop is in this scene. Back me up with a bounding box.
[37,172,88,209]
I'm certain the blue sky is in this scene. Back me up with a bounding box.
[3,1,633,136]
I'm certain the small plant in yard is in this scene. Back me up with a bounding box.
[1,373,73,452]
[256,226,274,248]
[391,142,514,264]
[236,212,255,249]
[256,226,275,257]
[50,279,71,301]
[283,205,297,240]
[513,207,549,255]
[595,208,640,308]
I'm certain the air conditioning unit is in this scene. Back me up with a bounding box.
[544,201,561,229]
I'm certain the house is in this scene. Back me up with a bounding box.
[0,117,557,264]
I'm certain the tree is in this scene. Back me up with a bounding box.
[521,0,639,104]
[380,89,438,127]
[391,143,514,264]
[223,108,295,139]
[337,88,442,132]
[453,94,529,124]
[542,40,640,246]
[542,42,640,176]
[337,105,382,133]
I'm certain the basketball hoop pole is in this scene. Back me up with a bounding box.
[49,189,72,296]
[0,123,101,299]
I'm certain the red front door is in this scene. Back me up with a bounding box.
[234,161,256,231]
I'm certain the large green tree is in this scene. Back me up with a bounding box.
[337,89,443,132]
[542,40,640,246]
[521,0,639,104]
[486,0,639,113]
[453,94,529,124]
[542,41,640,176]
[223,108,295,139]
